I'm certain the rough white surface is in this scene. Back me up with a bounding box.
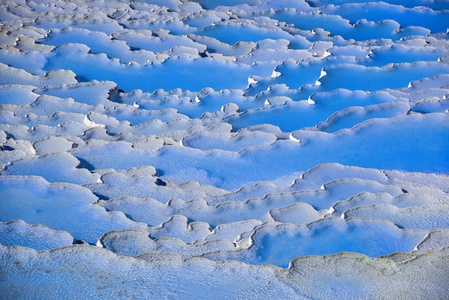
[1,0,449,297]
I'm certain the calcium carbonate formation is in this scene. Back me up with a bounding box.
[1,0,449,298]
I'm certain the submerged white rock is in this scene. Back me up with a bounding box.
[1,0,449,297]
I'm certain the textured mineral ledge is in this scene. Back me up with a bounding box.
[1,0,449,298]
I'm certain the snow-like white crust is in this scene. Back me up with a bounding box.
[1,0,449,297]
